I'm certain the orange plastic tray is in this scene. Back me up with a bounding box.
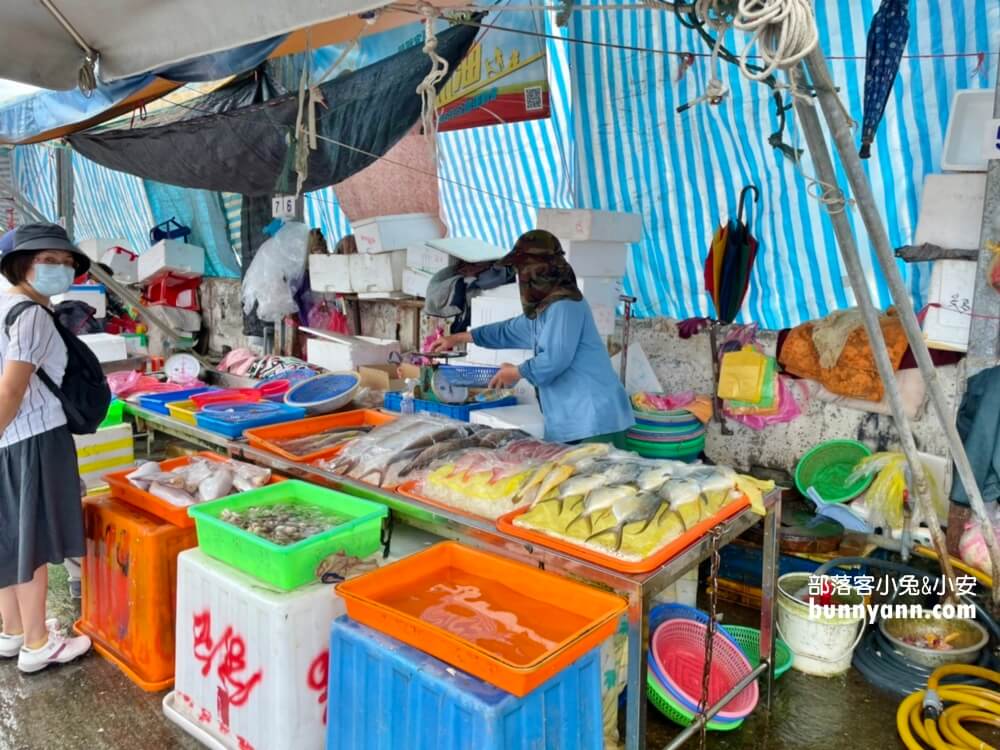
[336,541,626,696]
[105,452,284,528]
[244,409,397,464]
[496,495,751,574]
[75,495,197,691]
[396,480,495,521]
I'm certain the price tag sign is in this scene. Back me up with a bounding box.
[271,194,298,219]
[983,119,1000,161]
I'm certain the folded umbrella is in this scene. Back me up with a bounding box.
[860,0,910,159]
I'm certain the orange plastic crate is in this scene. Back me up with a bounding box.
[244,409,396,464]
[336,541,626,696]
[104,452,285,528]
[75,495,197,691]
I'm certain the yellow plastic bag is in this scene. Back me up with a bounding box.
[717,345,768,402]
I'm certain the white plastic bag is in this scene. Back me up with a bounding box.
[241,222,310,323]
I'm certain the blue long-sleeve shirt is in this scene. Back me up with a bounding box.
[471,299,634,443]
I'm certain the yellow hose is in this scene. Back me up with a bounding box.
[914,546,993,589]
[897,665,1000,750]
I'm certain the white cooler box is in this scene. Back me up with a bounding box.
[402,267,433,298]
[405,244,454,274]
[536,209,643,243]
[354,213,443,254]
[309,254,353,294]
[165,549,345,750]
[923,260,977,352]
[79,333,127,363]
[79,238,130,264]
[101,246,139,284]
[138,240,205,284]
[74,424,134,491]
[305,331,401,371]
[53,284,107,318]
[349,251,406,293]
[466,343,532,366]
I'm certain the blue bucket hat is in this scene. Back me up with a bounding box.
[1,222,90,276]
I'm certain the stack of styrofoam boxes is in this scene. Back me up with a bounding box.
[352,213,444,298]
[137,238,206,333]
[467,283,533,367]
[536,208,642,335]
[53,284,108,319]
[402,242,454,298]
[305,330,402,371]
[74,423,134,491]
[915,173,986,352]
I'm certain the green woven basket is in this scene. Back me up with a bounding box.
[646,673,743,731]
[794,439,873,504]
[722,625,794,678]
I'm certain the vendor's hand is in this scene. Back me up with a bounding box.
[489,363,522,389]
[429,332,471,353]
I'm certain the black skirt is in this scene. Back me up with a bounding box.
[0,426,84,588]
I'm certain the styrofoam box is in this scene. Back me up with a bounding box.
[53,284,107,318]
[562,240,630,278]
[471,296,523,329]
[923,260,977,352]
[466,343,532,366]
[471,403,545,439]
[589,303,617,336]
[577,276,623,310]
[74,424,134,490]
[79,332,127,363]
[101,246,139,284]
[402,267,433,298]
[309,254,353,293]
[306,335,401,371]
[169,548,344,750]
[915,173,986,249]
[942,89,994,172]
[536,208,643,243]
[354,213,443,255]
[349,250,406,293]
[79,238,129,264]
[138,240,205,284]
[405,244,453,274]
[477,283,521,300]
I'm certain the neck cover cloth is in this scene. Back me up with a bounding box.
[498,230,583,319]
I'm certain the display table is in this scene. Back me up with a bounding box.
[122,402,781,750]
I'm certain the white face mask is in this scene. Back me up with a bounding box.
[29,264,75,297]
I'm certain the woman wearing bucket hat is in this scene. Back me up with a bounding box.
[432,230,633,445]
[0,223,93,673]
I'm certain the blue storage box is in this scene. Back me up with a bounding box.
[383,392,518,422]
[327,616,603,750]
[194,402,307,438]
[138,388,216,415]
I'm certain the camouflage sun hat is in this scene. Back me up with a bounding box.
[500,230,582,319]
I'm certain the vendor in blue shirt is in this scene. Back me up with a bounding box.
[432,230,634,445]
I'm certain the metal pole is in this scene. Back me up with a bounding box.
[788,67,961,595]
[56,145,74,239]
[619,294,637,385]
[801,51,1000,603]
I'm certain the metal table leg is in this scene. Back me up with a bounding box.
[759,492,782,708]
[624,583,647,750]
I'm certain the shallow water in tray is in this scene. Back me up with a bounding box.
[384,570,591,666]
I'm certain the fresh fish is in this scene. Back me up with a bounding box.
[179,459,215,494]
[637,463,680,492]
[198,467,234,502]
[273,428,368,455]
[516,462,556,504]
[396,436,483,479]
[227,460,272,487]
[532,463,577,505]
[682,466,739,512]
[658,479,704,529]
[566,484,638,533]
[585,491,664,551]
[602,462,646,485]
[354,426,466,486]
[331,419,465,476]
[126,462,161,490]
[149,482,197,507]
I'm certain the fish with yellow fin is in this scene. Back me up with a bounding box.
[584,491,664,551]
[566,484,638,533]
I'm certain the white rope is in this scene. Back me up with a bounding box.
[728,0,819,81]
[415,4,451,161]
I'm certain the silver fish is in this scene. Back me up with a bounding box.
[636,463,680,492]
[149,482,196,507]
[584,491,664,551]
[566,484,638,533]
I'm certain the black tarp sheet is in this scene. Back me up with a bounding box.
[69,22,478,196]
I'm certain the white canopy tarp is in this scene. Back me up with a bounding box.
[0,0,386,90]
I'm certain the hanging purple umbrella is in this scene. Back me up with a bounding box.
[860,0,910,159]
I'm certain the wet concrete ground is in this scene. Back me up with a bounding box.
[0,565,909,750]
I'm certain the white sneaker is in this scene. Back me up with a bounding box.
[17,628,91,673]
[0,619,60,658]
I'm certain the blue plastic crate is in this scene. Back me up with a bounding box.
[327,616,603,750]
[194,402,307,438]
[437,364,501,387]
[138,387,216,415]
[383,392,518,422]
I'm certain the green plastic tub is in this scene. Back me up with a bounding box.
[188,480,388,591]
[99,399,125,429]
[794,439,873,504]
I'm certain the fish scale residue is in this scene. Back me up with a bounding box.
[383,571,590,666]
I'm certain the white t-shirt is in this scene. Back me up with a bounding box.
[0,293,68,448]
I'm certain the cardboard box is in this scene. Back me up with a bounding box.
[350,250,406,293]
[79,333,127,363]
[309,254,353,293]
[79,238,130,264]
[74,424,134,490]
[138,240,205,284]
[536,209,643,243]
[305,331,401,371]
[406,244,454,274]
[402,267,434,298]
[358,364,420,393]
[53,284,107,318]
[354,213,443,254]
[923,259,977,352]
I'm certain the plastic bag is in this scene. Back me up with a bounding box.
[717,345,768,401]
[306,299,349,334]
[959,504,1000,575]
[725,375,808,430]
[846,452,946,530]
[989,241,1000,294]
[242,222,310,323]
